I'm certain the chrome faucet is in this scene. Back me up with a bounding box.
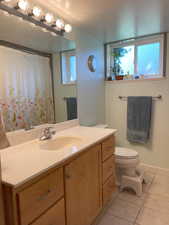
[24,122,34,131]
[39,127,56,141]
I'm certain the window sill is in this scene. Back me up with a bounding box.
[61,82,77,86]
[105,77,166,83]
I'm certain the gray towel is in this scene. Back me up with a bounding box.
[127,96,152,144]
[66,97,77,120]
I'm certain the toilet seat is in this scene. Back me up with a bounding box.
[115,147,138,159]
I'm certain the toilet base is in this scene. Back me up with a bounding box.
[120,169,146,197]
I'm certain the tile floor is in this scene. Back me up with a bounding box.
[95,166,169,225]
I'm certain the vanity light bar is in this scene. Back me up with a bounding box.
[0,0,72,36]
[0,0,12,2]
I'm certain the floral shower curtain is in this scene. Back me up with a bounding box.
[0,46,54,131]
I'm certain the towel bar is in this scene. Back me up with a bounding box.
[118,95,162,100]
[63,97,69,101]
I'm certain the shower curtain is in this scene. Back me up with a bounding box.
[0,46,54,131]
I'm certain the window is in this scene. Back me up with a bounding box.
[105,34,165,80]
[61,49,77,84]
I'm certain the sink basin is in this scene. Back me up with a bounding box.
[40,136,83,151]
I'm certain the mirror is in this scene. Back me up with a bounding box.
[0,11,77,132]
[53,44,77,124]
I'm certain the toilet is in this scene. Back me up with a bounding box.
[93,125,145,196]
[115,147,139,178]
[115,147,145,196]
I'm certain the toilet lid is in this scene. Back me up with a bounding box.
[115,147,138,159]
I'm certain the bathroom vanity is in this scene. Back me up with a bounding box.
[1,126,116,225]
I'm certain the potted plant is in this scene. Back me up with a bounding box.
[111,47,128,80]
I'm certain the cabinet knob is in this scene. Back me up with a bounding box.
[65,174,71,179]
[37,189,51,201]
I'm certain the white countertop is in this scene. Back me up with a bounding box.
[0,126,116,188]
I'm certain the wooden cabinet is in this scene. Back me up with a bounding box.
[102,136,115,162]
[31,198,65,225]
[65,144,102,225]
[102,156,115,184]
[3,135,116,225]
[102,136,116,205]
[0,160,5,225]
[17,168,64,225]
[103,175,116,205]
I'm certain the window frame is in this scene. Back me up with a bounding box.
[105,33,166,80]
[60,49,77,85]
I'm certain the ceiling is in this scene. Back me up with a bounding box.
[0,0,168,51]
[34,0,169,42]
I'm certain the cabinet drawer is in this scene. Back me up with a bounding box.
[31,198,65,225]
[102,136,115,162]
[17,168,64,225]
[102,156,115,184]
[103,175,116,205]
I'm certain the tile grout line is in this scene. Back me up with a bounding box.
[96,189,141,224]
[95,170,159,225]
[109,174,156,225]
[109,197,143,224]
[133,172,157,225]
[92,192,120,225]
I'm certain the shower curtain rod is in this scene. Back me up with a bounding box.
[118,95,162,100]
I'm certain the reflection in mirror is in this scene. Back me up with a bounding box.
[0,45,54,131]
[61,49,76,85]
[0,11,77,132]
[53,46,77,124]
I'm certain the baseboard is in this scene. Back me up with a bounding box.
[141,163,169,173]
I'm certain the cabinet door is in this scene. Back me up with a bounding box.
[65,144,102,225]
[31,198,65,225]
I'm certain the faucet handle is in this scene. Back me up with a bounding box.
[39,127,56,141]
[45,127,53,131]
[44,127,56,135]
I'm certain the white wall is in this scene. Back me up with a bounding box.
[75,32,105,126]
[52,53,77,123]
[105,34,169,169]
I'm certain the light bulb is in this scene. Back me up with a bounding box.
[18,0,29,11]
[32,6,41,17]
[55,19,64,29]
[45,13,53,23]
[65,24,72,33]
